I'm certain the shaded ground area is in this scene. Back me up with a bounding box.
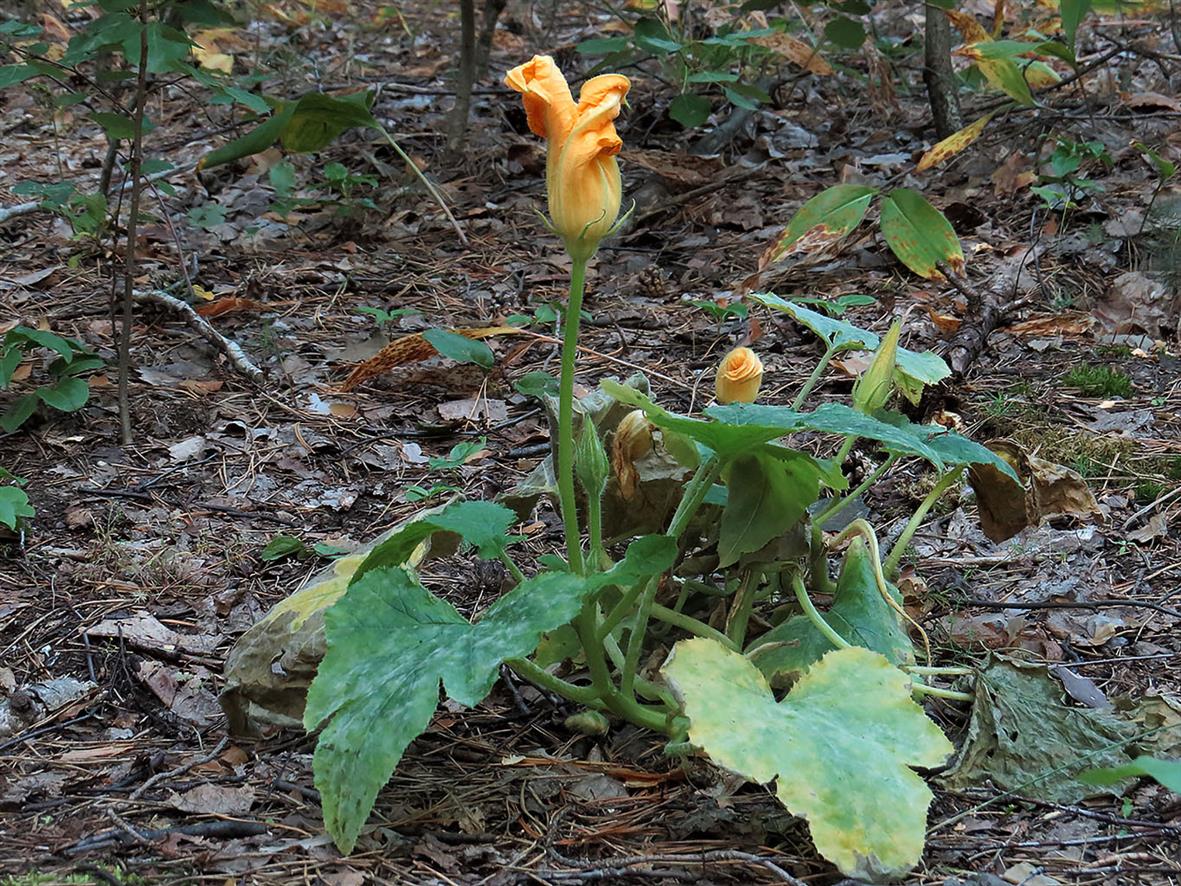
[1,1,1179,883]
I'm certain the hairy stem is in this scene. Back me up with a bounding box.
[586,488,609,572]
[506,658,599,706]
[791,572,851,651]
[883,467,963,579]
[791,345,837,410]
[723,569,757,648]
[813,454,898,530]
[911,680,974,702]
[557,258,588,575]
[619,457,720,697]
[652,603,738,650]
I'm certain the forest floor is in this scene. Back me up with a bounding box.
[1,1,1180,883]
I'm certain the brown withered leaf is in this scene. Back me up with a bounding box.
[622,149,725,188]
[968,439,1101,542]
[197,297,266,318]
[337,325,519,392]
[751,32,833,75]
[992,152,1036,196]
[1005,314,1092,336]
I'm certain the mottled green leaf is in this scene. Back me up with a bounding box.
[664,641,953,880]
[879,188,965,280]
[307,535,676,852]
[749,537,913,684]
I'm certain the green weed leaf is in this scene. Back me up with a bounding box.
[663,641,953,879]
[0,485,35,530]
[669,94,712,128]
[422,328,494,370]
[0,395,38,432]
[1081,756,1181,794]
[768,185,877,262]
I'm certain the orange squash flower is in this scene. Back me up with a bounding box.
[715,347,764,404]
[505,55,630,260]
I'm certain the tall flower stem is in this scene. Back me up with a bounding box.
[791,345,836,410]
[557,257,588,575]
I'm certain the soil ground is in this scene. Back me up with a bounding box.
[1,1,1180,883]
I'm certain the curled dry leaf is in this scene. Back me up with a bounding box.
[337,325,519,392]
[968,439,1102,542]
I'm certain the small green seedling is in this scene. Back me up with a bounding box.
[1,326,103,432]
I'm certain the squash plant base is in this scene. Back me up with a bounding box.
[663,641,954,881]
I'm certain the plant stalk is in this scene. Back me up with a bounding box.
[883,467,963,579]
[652,603,738,650]
[791,572,850,651]
[791,345,836,410]
[557,258,588,575]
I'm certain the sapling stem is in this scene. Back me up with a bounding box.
[883,467,964,579]
[791,573,851,651]
[651,603,738,650]
[791,345,837,410]
[557,258,588,575]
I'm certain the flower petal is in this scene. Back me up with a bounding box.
[504,55,577,142]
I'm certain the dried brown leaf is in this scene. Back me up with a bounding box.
[336,325,519,392]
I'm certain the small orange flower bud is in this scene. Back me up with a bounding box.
[715,347,763,404]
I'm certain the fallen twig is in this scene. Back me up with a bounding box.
[128,736,229,801]
[64,819,268,855]
[133,289,264,382]
[543,850,807,885]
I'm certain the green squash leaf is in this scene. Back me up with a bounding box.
[749,537,913,684]
[719,453,816,567]
[353,499,519,583]
[663,641,953,880]
[879,188,965,280]
[706,402,946,466]
[307,535,676,852]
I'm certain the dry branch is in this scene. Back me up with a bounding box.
[134,289,264,382]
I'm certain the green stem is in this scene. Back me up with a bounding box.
[377,126,467,246]
[834,435,857,467]
[498,551,525,586]
[883,467,963,579]
[651,603,738,650]
[791,345,837,410]
[506,658,600,706]
[724,569,757,648]
[619,457,720,697]
[557,258,588,575]
[910,680,974,702]
[813,455,898,530]
[809,525,834,594]
[791,572,850,651]
[586,490,609,572]
[599,458,720,641]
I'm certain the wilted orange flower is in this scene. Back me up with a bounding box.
[504,55,630,260]
[715,347,763,404]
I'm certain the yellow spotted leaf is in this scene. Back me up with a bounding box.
[916,112,996,172]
